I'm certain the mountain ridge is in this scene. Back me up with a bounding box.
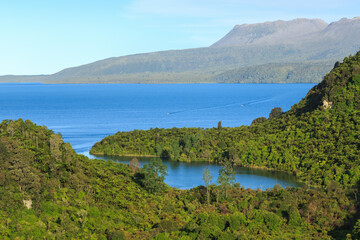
[1,17,359,84]
[211,18,329,47]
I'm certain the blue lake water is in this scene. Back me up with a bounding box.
[1,83,314,189]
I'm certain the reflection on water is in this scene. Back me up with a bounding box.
[90,154,301,190]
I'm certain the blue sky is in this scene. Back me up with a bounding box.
[0,0,359,75]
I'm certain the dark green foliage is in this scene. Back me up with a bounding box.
[268,107,283,119]
[251,117,267,125]
[202,168,212,205]
[217,121,222,130]
[352,74,360,86]
[353,219,360,239]
[0,119,357,239]
[139,158,168,193]
[217,162,236,200]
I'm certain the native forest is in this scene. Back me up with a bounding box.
[1,51,360,239]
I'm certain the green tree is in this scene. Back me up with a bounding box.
[269,107,283,119]
[217,162,236,200]
[141,158,168,193]
[202,168,213,204]
[251,117,267,125]
[353,219,360,239]
[129,157,140,174]
[217,121,222,130]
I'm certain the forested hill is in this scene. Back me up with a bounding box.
[2,53,360,238]
[91,51,360,189]
[1,17,360,83]
[1,121,358,239]
[208,60,334,83]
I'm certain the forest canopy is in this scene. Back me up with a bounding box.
[2,51,360,239]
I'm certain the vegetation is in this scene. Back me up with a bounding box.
[209,60,334,83]
[202,168,212,205]
[91,52,360,191]
[2,52,360,238]
[89,51,360,238]
[217,162,236,200]
[2,119,357,239]
[0,60,334,84]
[137,158,168,193]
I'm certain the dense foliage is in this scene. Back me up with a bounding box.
[2,119,357,239]
[91,52,360,191]
[2,52,360,239]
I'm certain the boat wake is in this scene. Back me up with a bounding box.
[166,97,272,115]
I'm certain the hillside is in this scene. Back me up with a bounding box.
[2,53,360,238]
[212,17,360,61]
[209,60,334,83]
[0,122,358,239]
[1,121,357,239]
[211,18,328,47]
[1,17,359,83]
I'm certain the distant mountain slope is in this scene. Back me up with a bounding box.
[0,75,48,83]
[209,60,334,83]
[45,45,335,83]
[1,17,359,83]
[212,17,360,61]
[211,18,328,47]
[211,18,360,51]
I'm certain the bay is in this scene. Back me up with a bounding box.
[0,83,315,189]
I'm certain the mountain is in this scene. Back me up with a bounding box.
[1,17,360,83]
[211,18,328,47]
[212,17,360,60]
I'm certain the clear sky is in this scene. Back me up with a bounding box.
[0,0,359,75]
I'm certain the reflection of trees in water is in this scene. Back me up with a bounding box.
[90,154,301,187]
[235,167,300,185]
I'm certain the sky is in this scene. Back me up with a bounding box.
[0,0,359,75]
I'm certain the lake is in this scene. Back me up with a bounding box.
[1,83,314,189]
[94,155,300,190]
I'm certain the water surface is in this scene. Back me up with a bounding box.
[0,83,314,189]
[94,155,301,190]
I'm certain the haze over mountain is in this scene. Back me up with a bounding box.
[1,17,360,84]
